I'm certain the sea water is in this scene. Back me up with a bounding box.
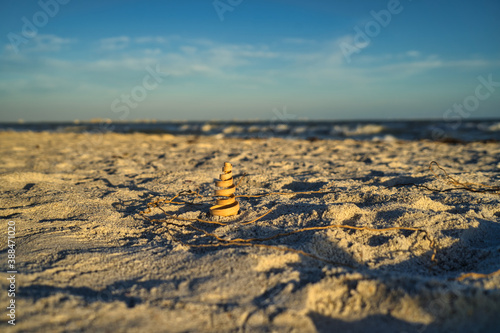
[1,119,499,142]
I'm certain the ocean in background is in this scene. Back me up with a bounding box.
[1,119,500,142]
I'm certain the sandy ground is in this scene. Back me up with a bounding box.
[0,131,499,333]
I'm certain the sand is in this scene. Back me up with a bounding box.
[0,131,499,332]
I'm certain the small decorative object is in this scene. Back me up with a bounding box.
[210,162,240,216]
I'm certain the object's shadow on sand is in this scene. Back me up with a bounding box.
[282,181,328,192]
[309,312,430,333]
[20,281,143,308]
[19,275,223,309]
[377,218,500,278]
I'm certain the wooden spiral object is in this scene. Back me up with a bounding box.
[210,162,240,216]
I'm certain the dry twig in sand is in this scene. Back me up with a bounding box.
[415,161,500,194]
[139,161,500,281]
[456,268,500,281]
[139,162,439,269]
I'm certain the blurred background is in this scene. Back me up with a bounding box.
[0,0,499,122]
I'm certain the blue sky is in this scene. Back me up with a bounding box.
[1,0,499,122]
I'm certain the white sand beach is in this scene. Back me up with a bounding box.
[1,131,499,332]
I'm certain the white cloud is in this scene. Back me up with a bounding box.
[406,50,420,58]
[445,59,493,67]
[144,48,162,56]
[4,34,75,53]
[0,74,75,94]
[180,45,197,55]
[134,36,171,44]
[99,35,176,51]
[282,38,317,45]
[88,57,159,71]
[99,36,130,51]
